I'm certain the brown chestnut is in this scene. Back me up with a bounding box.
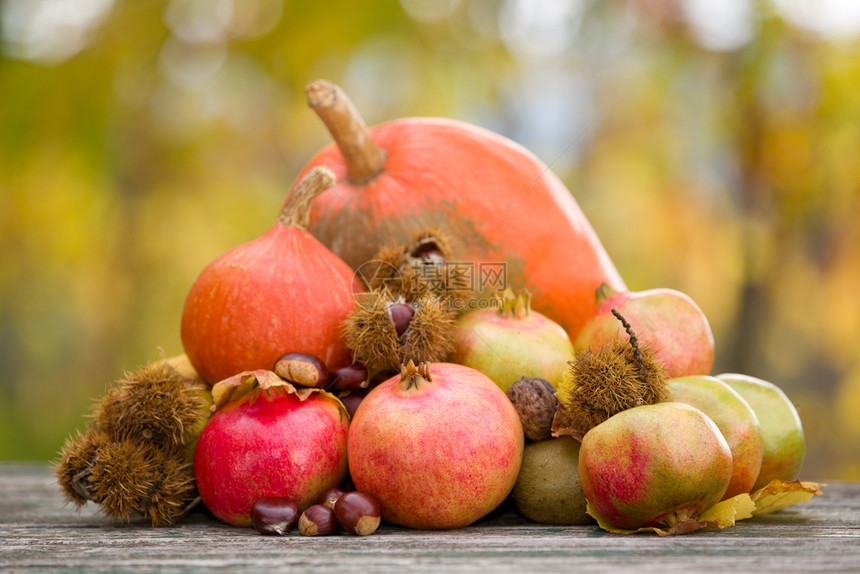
[250,497,300,535]
[298,504,338,536]
[337,391,366,418]
[388,302,414,337]
[274,352,328,389]
[327,363,369,392]
[317,487,347,510]
[333,491,381,536]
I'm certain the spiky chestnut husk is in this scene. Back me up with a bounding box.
[357,244,409,295]
[56,430,199,526]
[134,452,199,527]
[108,360,212,448]
[552,309,667,441]
[89,386,125,437]
[342,290,454,378]
[89,355,209,444]
[55,354,210,526]
[362,228,472,312]
[407,227,453,262]
[87,440,160,519]
[400,228,455,294]
[90,441,196,526]
[363,228,452,293]
[56,429,112,506]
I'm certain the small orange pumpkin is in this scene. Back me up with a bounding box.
[181,166,358,385]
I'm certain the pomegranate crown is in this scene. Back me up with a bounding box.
[400,360,432,389]
[595,282,621,304]
[496,288,531,319]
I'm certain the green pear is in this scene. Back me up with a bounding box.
[511,437,591,525]
[716,373,805,491]
[664,375,763,499]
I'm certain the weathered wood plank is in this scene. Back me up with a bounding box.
[1,463,857,573]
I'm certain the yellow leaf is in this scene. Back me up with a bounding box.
[750,480,823,515]
[698,493,755,527]
[585,493,756,536]
[585,502,707,536]
[585,501,651,535]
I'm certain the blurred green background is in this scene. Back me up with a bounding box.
[1,0,859,480]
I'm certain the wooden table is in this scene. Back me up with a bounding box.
[1,463,857,573]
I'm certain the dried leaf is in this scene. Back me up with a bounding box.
[585,502,704,535]
[750,479,823,515]
[550,406,585,441]
[585,501,636,534]
[585,493,754,536]
[698,493,755,526]
[210,370,324,412]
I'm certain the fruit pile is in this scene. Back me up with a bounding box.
[56,80,820,535]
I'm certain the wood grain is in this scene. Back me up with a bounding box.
[1,463,857,573]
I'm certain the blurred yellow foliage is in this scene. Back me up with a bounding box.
[1,0,858,480]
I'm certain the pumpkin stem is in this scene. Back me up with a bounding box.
[278,166,336,228]
[306,79,387,185]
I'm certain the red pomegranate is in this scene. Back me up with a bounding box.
[347,361,524,530]
[300,80,625,340]
[193,370,349,527]
[574,283,715,378]
[181,166,359,384]
[579,402,732,531]
[450,289,574,392]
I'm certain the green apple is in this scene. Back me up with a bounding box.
[716,373,805,491]
[664,375,764,499]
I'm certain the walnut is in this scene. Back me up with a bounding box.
[507,377,558,441]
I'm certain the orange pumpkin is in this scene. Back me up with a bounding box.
[301,80,625,339]
[181,167,357,385]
